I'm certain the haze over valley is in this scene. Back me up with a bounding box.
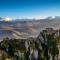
[0,16,60,40]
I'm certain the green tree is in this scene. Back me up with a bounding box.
[39,32,59,60]
[47,34,59,60]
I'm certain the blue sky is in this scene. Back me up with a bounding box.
[0,0,60,19]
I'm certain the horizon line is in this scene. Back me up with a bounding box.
[0,15,60,20]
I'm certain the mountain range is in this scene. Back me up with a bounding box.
[0,16,60,40]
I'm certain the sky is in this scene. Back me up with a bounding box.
[0,0,60,19]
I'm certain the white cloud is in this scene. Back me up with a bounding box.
[3,17,12,21]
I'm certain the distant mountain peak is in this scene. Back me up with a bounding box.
[45,16,55,20]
